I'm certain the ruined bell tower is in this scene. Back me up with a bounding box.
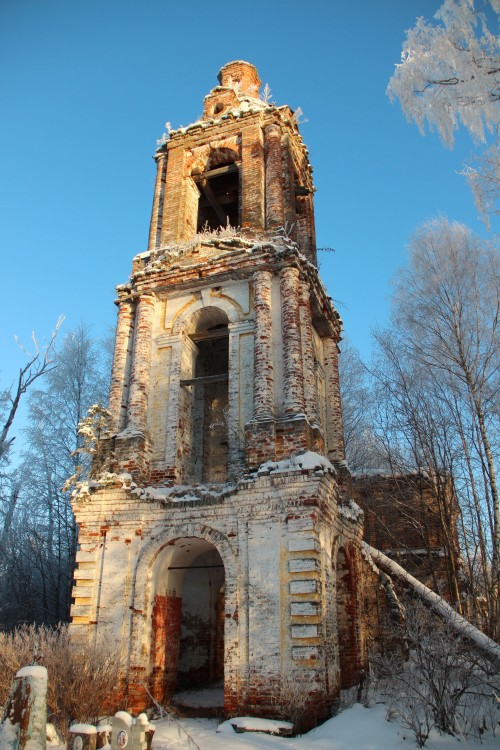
[70,61,373,724]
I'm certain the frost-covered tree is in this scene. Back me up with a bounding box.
[0,319,62,464]
[338,340,384,473]
[0,321,62,585]
[387,0,500,224]
[0,324,109,627]
[371,217,500,635]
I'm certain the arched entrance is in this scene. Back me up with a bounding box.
[149,537,225,707]
[335,543,362,689]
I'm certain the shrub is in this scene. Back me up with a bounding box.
[269,669,320,734]
[369,599,500,745]
[0,624,121,738]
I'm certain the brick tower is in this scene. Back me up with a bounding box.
[70,62,373,724]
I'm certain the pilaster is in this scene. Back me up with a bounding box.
[147,151,168,252]
[324,337,345,465]
[126,293,156,435]
[241,123,265,230]
[109,297,136,433]
[280,266,305,416]
[264,124,284,228]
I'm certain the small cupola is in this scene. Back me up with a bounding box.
[202,60,262,121]
[217,60,261,93]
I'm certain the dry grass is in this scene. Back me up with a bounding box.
[0,624,122,738]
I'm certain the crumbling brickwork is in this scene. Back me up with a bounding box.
[351,472,461,602]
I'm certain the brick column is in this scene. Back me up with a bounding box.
[241,124,264,230]
[298,281,319,424]
[160,146,185,245]
[324,336,345,463]
[147,151,168,252]
[280,266,305,416]
[282,135,296,233]
[126,293,156,435]
[264,124,284,229]
[108,297,136,433]
[253,270,274,420]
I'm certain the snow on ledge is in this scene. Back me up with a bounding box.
[132,482,236,504]
[219,716,293,735]
[339,497,363,523]
[256,451,335,476]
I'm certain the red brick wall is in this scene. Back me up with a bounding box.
[150,594,182,703]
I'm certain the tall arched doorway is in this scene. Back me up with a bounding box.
[149,537,225,707]
[335,544,361,689]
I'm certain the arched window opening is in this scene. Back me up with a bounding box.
[180,308,229,483]
[193,151,239,231]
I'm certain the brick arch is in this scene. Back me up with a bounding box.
[131,521,237,629]
[125,522,238,705]
[188,141,240,176]
[171,297,241,334]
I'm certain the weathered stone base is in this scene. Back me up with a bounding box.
[70,463,395,723]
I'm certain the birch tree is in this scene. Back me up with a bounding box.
[0,320,62,560]
[372,217,499,635]
[338,340,385,473]
[387,0,500,224]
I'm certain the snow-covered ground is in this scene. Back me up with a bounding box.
[151,703,499,750]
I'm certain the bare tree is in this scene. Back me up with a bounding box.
[338,340,385,473]
[0,324,109,627]
[371,217,499,635]
[0,319,63,563]
[371,598,500,745]
[0,318,63,463]
[0,624,122,738]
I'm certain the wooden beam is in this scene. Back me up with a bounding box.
[192,163,238,181]
[189,328,228,342]
[180,373,228,387]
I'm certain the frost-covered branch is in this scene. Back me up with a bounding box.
[0,316,64,462]
[387,0,499,222]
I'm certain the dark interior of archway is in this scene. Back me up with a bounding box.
[172,546,225,713]
[193,324,229,483]
[196,167,239,231]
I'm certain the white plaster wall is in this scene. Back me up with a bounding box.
[247,519,283,665]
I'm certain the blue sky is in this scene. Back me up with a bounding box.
[0,1,495,434]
